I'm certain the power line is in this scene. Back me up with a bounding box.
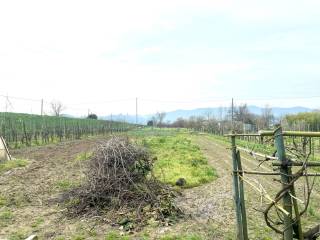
[2,93,320,106]
[41,99,44,116]
[0,94,41,102]
[1,93,320,119]
[65,98,135,106]
[140,95,320,104]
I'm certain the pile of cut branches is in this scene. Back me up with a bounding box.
[66,136,182,227]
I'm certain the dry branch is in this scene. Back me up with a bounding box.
[65,136,182,227]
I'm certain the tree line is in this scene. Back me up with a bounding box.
[147,105,274,134]
[282,111,320,131]
[148,105,320,134]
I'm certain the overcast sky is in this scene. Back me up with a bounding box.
[1,0,320,116]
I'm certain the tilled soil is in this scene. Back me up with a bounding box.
[0,137,108,239]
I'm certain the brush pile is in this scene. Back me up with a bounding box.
[67,136,182,227]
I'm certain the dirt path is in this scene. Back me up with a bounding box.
[177,137,235,236]
[179,135,320,239]
[183,136,279,239]
[178,135,281,239]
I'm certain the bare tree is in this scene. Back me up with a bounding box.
[51,100,66,116]
[195,116,205,130]
[234,104,253,124]
[151,116,157,127]
[172,117,186,128]
[204,110,213,122]
[261,105,274,129]
[155,112,166,127]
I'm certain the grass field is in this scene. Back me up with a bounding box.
[143,134,216,187]
[0,158,29,174]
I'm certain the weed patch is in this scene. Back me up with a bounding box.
[160,233,202,240]
[74,151,93,162]
[144,135,216,187]
[105,231,130,240]
[0,208,14,227]
[56,179,80,191]
[0,159,29,173]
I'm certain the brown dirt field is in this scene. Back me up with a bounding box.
[0,134,319,239]
[0,137,111,239]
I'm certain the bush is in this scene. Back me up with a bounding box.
[87,113,98,120]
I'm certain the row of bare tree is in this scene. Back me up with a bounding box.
[155,104,275,134]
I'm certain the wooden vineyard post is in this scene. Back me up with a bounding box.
[236,150,248,239]
[231,134,246,240]
[0,136,11,162]
[274,126,293,240]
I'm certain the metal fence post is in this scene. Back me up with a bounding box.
[231,135,244,239]
[274,126,293,240]
[236,150,248,240]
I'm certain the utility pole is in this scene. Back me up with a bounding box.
[5,94,8,113]
[5,94,12,113]
[231,98,234,130]
[41,99,44,116]
[135,97,138,125]
[5,96,7,113]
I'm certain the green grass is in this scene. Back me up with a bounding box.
[129,127,187,138]
[31,217,45,228]
[71,235,86,240]
[206,133,320,171]
[8,231,28,240]
[0,194,8,207]
[55,179,80,191]
[103,231,202,240]
[208,134,275,153]
[105,232,130,240]
[307,202,320,220]
[0,158,29,173]
[74,151,93,162]
[160,234,202,240]
[143,134,216,188]
[0,208,14,227]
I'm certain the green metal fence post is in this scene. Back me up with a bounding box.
[274,126,293,240]
[231,135,244,239]
[236,150,248,240]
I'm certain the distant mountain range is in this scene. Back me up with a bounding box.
[100,106,314,124]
